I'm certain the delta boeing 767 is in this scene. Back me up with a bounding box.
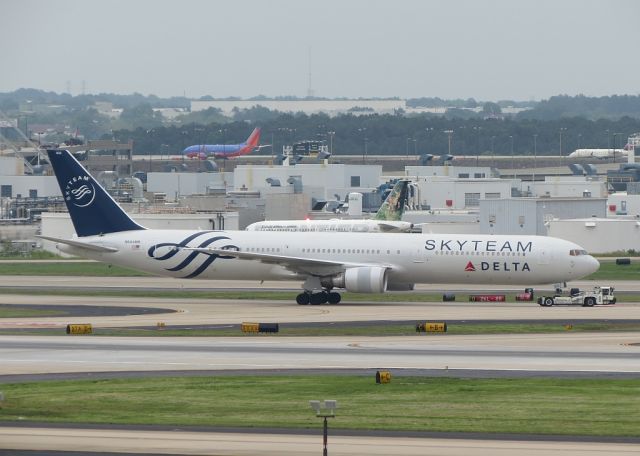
[40,150,599,305]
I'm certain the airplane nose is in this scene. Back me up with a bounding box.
[584,255,600,276]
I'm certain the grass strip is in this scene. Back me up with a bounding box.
[0,260,637,279]
[0,263,147,276]
[1,376,639,437]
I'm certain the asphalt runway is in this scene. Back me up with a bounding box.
[1,331,639,376]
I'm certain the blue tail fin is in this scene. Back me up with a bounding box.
[47,149,145,237]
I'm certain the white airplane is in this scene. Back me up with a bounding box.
[568,148,628,159]
[40,149,599,305]
[246,180,413,233]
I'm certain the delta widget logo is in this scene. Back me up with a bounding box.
[464,261,476,272]
[65,175,96,208]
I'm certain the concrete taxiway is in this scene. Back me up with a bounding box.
[3,293,640,328]
[1,426,639,456]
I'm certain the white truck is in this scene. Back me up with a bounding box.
[537,286,616,307]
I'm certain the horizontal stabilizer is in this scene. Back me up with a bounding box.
[36,235,119,253]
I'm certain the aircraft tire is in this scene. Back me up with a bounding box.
[296,293,310,305]
[310,292,328,305]
[328,292,341,304]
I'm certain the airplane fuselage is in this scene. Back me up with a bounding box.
[183,143,249,159]
[568,148,628,159]
[56,230,598,287]
[246,220,413,233]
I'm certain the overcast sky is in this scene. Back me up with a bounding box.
[1,0,638,101]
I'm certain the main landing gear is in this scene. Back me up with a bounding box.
[296,290,342,305]
[296,276,342,305]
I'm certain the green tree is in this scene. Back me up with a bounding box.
[113,103,163,130]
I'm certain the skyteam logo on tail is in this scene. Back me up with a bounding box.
[65,175,96,208]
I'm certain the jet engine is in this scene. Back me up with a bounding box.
[386,282,415,291]
[322,266,388,293]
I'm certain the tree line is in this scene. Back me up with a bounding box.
[112,113,640,157]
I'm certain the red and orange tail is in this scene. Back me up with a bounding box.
[246,127,261,148]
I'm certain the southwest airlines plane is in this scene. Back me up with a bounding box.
[182,127,264,159]
[41,150,599,305]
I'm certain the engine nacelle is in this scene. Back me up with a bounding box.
[386,282,415,291]
[322,267,388,293]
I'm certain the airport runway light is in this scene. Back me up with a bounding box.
[309,399,337,456]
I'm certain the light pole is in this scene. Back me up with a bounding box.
[491,135,495,163]
[444,130,453,156]
[533,134,538,195]
[358,127,367,164]
[510,135,514,174]
[327,131,335,155]
[364,137,368,164]
[413,138,417,158]
[559,127,567,166]
[473,126,481,167]
[613,133,619,163]
[406,137,411,159]
[310,400,337,456]
[424,127,434,162]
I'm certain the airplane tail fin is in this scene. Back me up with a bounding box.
[374,180,410,221]
[246,127,261,148]
[47,149,145,237]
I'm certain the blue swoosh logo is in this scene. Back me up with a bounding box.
[148,232,238,278]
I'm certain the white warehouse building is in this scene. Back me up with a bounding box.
[232,163,382,203]
[146,172,233,201]
[408,176,514,210]
[548,218,640,254]
[530,176,607,199]
[191,99,405,117]
[479,198,607,236]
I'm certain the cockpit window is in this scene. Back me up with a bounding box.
[569,249,588,256]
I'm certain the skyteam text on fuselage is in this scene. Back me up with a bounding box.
[182,127,264,159]
[41,149,600,305]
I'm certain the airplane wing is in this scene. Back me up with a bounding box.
[36,235,119,253]
[183,247,391,276]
